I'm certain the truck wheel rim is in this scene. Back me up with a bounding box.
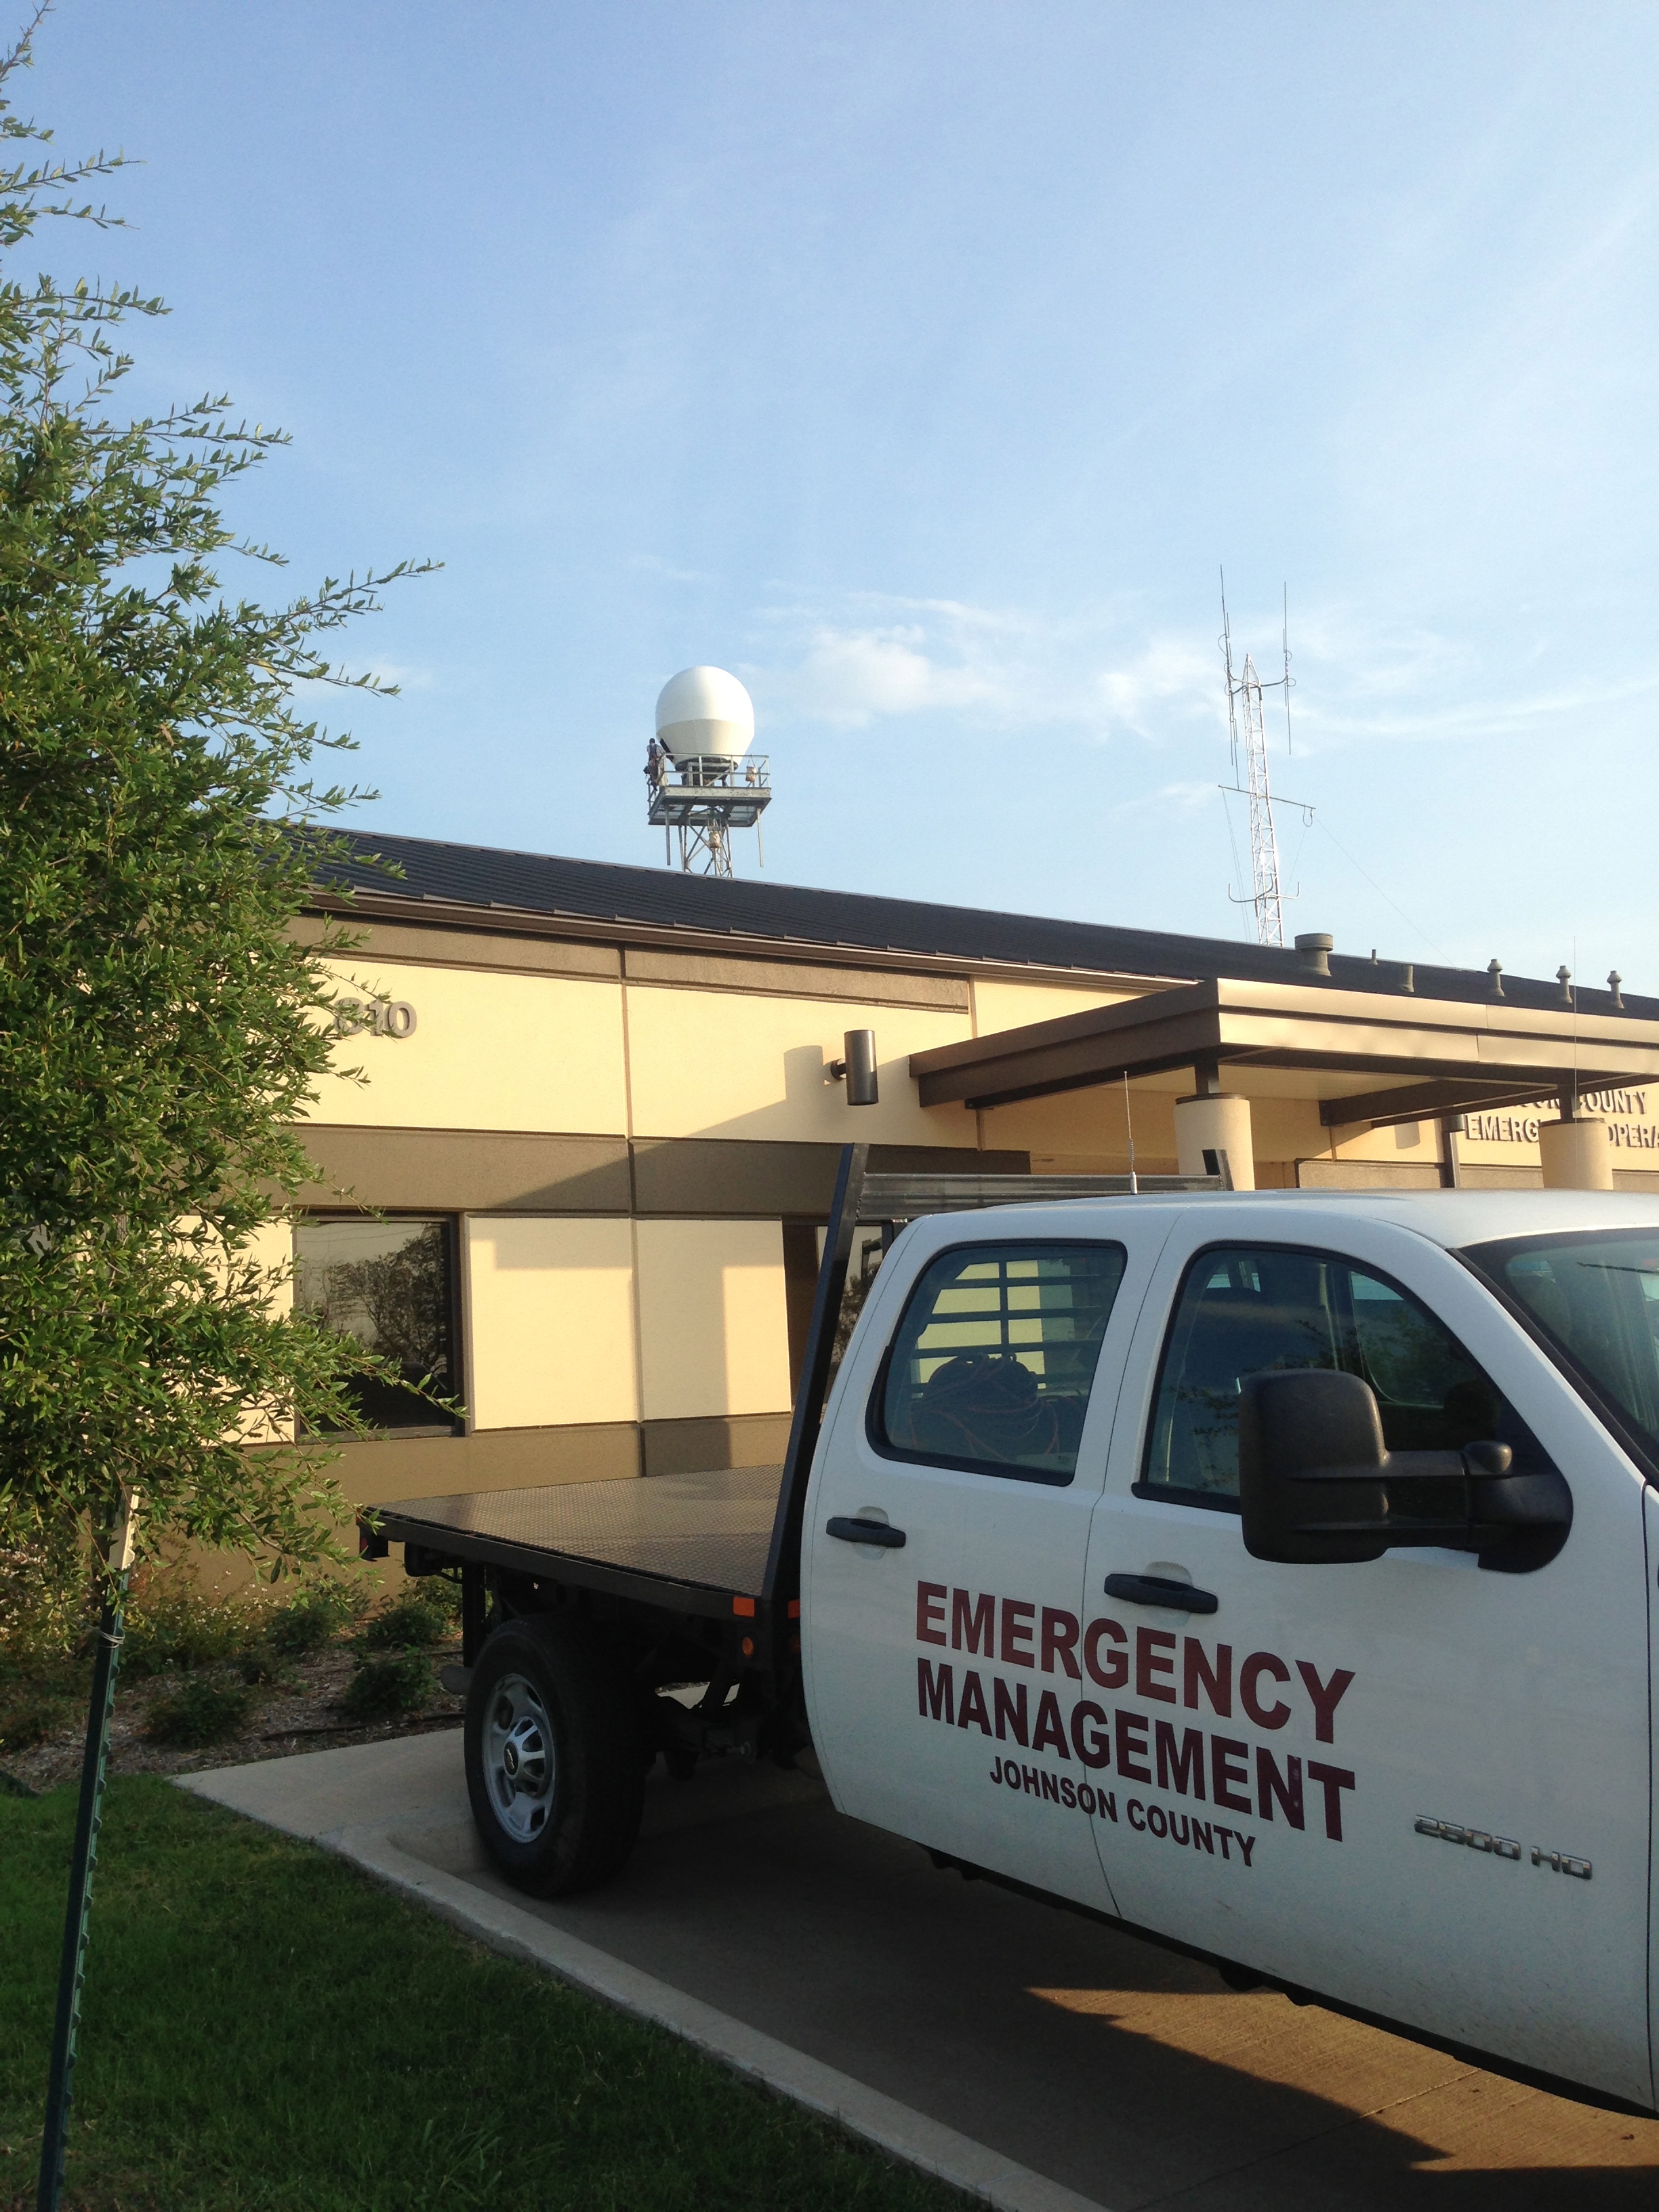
[485,1671,555,1842]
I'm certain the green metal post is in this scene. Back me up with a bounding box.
[37,1496,134,2212]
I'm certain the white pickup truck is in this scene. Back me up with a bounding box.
[368,1150,1659,2121]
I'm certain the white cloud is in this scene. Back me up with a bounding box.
[630,552,713,585]
[1094,638,1222,741]
[744,587,1659,805]
[786,623,1003,724]
[752,588,1212,743]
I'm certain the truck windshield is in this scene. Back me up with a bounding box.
[1462,1229,1659,1458]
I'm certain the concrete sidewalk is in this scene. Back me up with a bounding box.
[183,1734,1659,2212]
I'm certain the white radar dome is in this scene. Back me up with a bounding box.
[655,665,754,760]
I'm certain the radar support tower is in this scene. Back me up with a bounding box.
[647,665,771,878]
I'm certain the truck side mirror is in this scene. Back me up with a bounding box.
[1238,1370,1391,1565]
[1237,1368,1572,1572]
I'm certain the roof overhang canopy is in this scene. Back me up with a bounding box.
[909,977,1659,1130]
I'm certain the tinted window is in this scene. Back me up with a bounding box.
[1465,1228,1659,1455]
[1143,1243,1519,1505]
[873,1242,1126,1484]
[293,1216,459,1433]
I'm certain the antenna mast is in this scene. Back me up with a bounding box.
[1219,573,1294,947]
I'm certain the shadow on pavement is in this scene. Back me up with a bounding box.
[390,1761,1659,2211]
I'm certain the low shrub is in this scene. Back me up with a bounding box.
[267,1580,367,1657]
[415,1573,462,1622]
[0,1649,88,1754]
[234,1643,295,1688]
[339,1648,434,1721]
[123,1580,267,1679]
[144,1675,255,1748]
[361,1593,452,1651]
[0,1689,76,1753]
[0,1532,90,1669]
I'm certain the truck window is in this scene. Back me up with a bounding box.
[1141,1242,1521,1509]
[871,1242,1126,1486]
[1462,1227,1659,1466]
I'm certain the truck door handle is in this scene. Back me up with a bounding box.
[1103,1572,1218,1614]
[826,1516,907,1549]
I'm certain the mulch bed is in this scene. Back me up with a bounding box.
[0,1640,466,1797]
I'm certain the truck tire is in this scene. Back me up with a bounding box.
[464,1616,646,1897]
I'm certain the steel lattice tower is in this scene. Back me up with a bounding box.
[1220,581,1294,947]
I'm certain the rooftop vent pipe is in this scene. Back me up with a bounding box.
[1294,932,1333,977]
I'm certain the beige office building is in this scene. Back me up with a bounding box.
[289,834,1659,1521]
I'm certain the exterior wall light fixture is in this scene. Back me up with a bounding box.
[828,1029,879,1107]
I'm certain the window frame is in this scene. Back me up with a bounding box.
[1134,1236,1505,1515]
[293,1209,465,1439]
[865,1235,1128,1489]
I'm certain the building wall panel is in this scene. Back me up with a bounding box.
[625,986,975,1147]
[464,1216,639,1431]
[234,1221,295,1443]
[304,962,628,1135]
[634,1218,792,1422]
[624,947,968,1009]
[291,915,620,982]
[335,1420,641,1506]
[292,1126,631,1213]
[970,979,1141,1034]
[642,1412,794,1477]
[982,1085,1177,1164]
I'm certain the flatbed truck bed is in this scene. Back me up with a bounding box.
[361,1151,1220,1763]
[377,1463,784,1614]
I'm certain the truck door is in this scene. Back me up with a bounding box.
[1083,1208,1652,2110]
[804,1220,1146,1917]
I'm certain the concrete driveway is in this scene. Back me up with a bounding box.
[184,1732,1659,2211]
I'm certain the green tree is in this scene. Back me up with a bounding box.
[0,20,441,2200]
[0,20,435,1632]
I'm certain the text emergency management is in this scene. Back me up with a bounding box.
[916,1582,1357,1861]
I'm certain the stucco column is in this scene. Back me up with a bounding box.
[1174,1092,1256,1189]
[1539,1115,1612,1190]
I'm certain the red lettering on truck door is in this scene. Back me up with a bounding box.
[1183,1638,1232,1717]
[1041,1607,1082,1678]
[951,1590,994,1656]
[1084,1618,1128,1689]
[1136,1626,1177,1702]
[1296,1660,1355,1744]
[1240,1652,1292,1730]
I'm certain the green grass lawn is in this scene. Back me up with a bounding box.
[1,1778,966,2212]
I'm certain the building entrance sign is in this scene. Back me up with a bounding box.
[1467,1090,1657,1153]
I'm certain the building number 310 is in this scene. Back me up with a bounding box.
[331,997,417,1040]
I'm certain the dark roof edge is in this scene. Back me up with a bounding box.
[295,827,1659,1024]
[301,885,1193,994]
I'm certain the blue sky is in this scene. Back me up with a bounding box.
[28,2,1659,983]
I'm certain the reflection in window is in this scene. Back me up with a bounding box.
[874,1242,1126,1484]
[1468,1229,1659,1451]
[293,1217,459,1433]
[1143,1244,1515,1504]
